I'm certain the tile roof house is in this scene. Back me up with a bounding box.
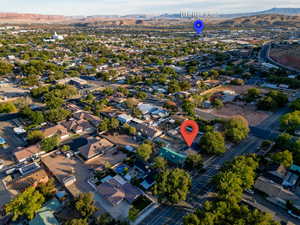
[41,125,69,140]
[73,112,101,127]
[14,145,44,163]
[65,103,82,113]
[129,122,162,139]
[78,137,114,160]
[97,180,125,206]
[254,176,300,203]
[61,119,95,134]
[97,176,142,206]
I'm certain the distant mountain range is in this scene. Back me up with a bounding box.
[220,8,300,18]
[217,14,300,28]
[0,8,299,24]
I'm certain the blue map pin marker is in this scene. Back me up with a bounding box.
[193,20,204,34]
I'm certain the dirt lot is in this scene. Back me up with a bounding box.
[200,85,269,96]
[270,45,300,70]
[200,102,271,126]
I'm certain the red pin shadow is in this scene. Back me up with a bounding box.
[180,120,199,147]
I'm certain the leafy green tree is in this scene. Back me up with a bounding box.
[185,153,203,171]
[200,131,226,155]
[182,100,195,117]
[271,150,293,168]
[132,107,142,118]
[280,111,300,133]
[65,218,88,225]
[128,126,137,136]
[75,192,98,218]
[137,143,153,161]
[44,94,64,109]
[258,91,288,111]
[0,102,17,113]
[162,66,176,75]
[216,171,244,203]
[103,87,114,96]
[230,78,244,85]
[128,206,139,221]
[245,88,261,102]
[37,179,56,199]
[95,213,113,225]
[153,156,167,171]
[31,111,45,125]
[99,118,110,132]
[110,118,120,130]
[137,91,147,100]
[153,168,191,204]
[212,98,223,109]
[5,186,45,221]
[41,135,60,152]
[276,133,293,150]
[290,98,300,111]
[184,200,279,225]
[0,60,13,75]
[22,75,39,86]
[168,80,181,93]
[27,130,44,144]
[183,155,278,225]
[183,213,200,225]
[225,116,249,143]
[61,145,70,152]
[221,155,259,190]
[46,108,70,123]
[117,87,129,96]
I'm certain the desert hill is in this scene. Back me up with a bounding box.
[218,14,300,28]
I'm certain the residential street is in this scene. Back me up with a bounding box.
[140,107,290,225]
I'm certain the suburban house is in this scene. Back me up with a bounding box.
[29,198,62,225]
[61,119,95,134]
[7,168,49,192]
[140,172,156,190]
[137,103,158,115]
[254,176,300,209]
[117,114,133,124]
[73,111,101,127]
[159,147,187,165]
[78,137,114,160]
[129,121,162,139]
[14,145,45,163]
[41,125,69,140]
[97,175,142,206]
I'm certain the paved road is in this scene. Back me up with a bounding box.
[140,103,292,225]
[260,43,300,73]
[140,135,261,225]
[139,46,300,225]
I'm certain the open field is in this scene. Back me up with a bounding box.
[200,85,269,96]
[201,102,270,126]
[269,45,300,70]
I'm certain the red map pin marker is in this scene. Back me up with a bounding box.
[180,120,199,147]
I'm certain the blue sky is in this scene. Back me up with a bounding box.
[2,0,300,15]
